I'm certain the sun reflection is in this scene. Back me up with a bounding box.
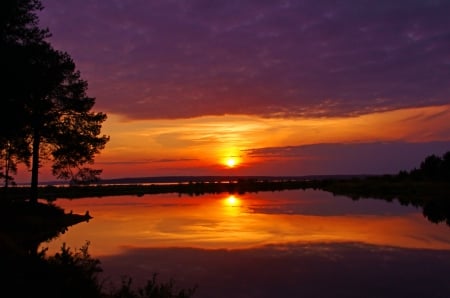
[225,195,240,206]
[223,195,243,217]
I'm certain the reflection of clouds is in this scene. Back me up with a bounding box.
[100,242,450,298]
[243,139,450,175]
[48,190,450,259]
[247,196,418,217]
[154,218,221,234]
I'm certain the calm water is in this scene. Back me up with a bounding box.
[44,189,450,298]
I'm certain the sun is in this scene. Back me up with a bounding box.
[223,156,241,169]
[226,157,237,168]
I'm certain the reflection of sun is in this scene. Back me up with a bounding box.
[224,195,240,207]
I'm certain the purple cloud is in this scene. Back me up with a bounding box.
[39,0,450,119]
[243,141,450,175]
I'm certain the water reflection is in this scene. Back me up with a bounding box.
[42,189,450,297]
[224,195,240,207]
[43,190,450,256]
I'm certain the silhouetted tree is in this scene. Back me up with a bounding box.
[1,0,48,188]
[23,43,109,202]
[0,0,49,44]
[1,0,109,202]
[419,154,442,179]
[0,138,30,188]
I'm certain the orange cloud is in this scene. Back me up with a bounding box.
[15,104,450,182]
[95,104,450,172]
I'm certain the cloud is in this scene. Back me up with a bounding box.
[96,158,199,165]
[154,158,200,163]
[39,0,450,119]
[243,141,450,175]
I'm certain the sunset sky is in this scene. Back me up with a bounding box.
[24,0,450,182]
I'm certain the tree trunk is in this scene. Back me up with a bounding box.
[30,129,40,203]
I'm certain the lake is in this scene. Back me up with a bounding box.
[43,189,450,298]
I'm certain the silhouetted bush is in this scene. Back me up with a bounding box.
[2,241,196,298]
[106,274,197,298]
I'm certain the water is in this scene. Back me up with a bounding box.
[43,189,450,297]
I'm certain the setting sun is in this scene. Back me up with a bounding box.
[223,155,241,168]
[226,157,237,168]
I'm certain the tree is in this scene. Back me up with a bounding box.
[1,0,109,202]
[419,154,442,179]
[0,138,31,188]
[1,0,48,188]
[0,0,48,42]
[23,42,109,202]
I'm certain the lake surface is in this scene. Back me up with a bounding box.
[44,189,450,298]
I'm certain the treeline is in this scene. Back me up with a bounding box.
[3,179,326,200]
[318,151,450,226]
[399,151,450,181]
[320,151,450,197]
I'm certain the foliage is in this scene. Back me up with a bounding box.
[107,274,197,298]
[0,200,88,255]
[0,0,44,187]
[2,240,196,298]
[408,151,450,180]
[0,138,31,187]
[0,0,49,45]
[44,241,103,297]
[2,242,102,298]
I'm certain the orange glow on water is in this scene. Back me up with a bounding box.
[225,195,239,206]
[42,190,450,257]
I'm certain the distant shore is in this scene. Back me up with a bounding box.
[3,174,449,200]
[15,174,367,187]
[2,175,449,227]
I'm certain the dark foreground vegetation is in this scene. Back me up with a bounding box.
[0,201,196,298]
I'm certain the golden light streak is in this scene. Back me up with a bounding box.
[16,104,450,182]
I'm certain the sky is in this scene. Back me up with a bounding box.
[23,0,450,182]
